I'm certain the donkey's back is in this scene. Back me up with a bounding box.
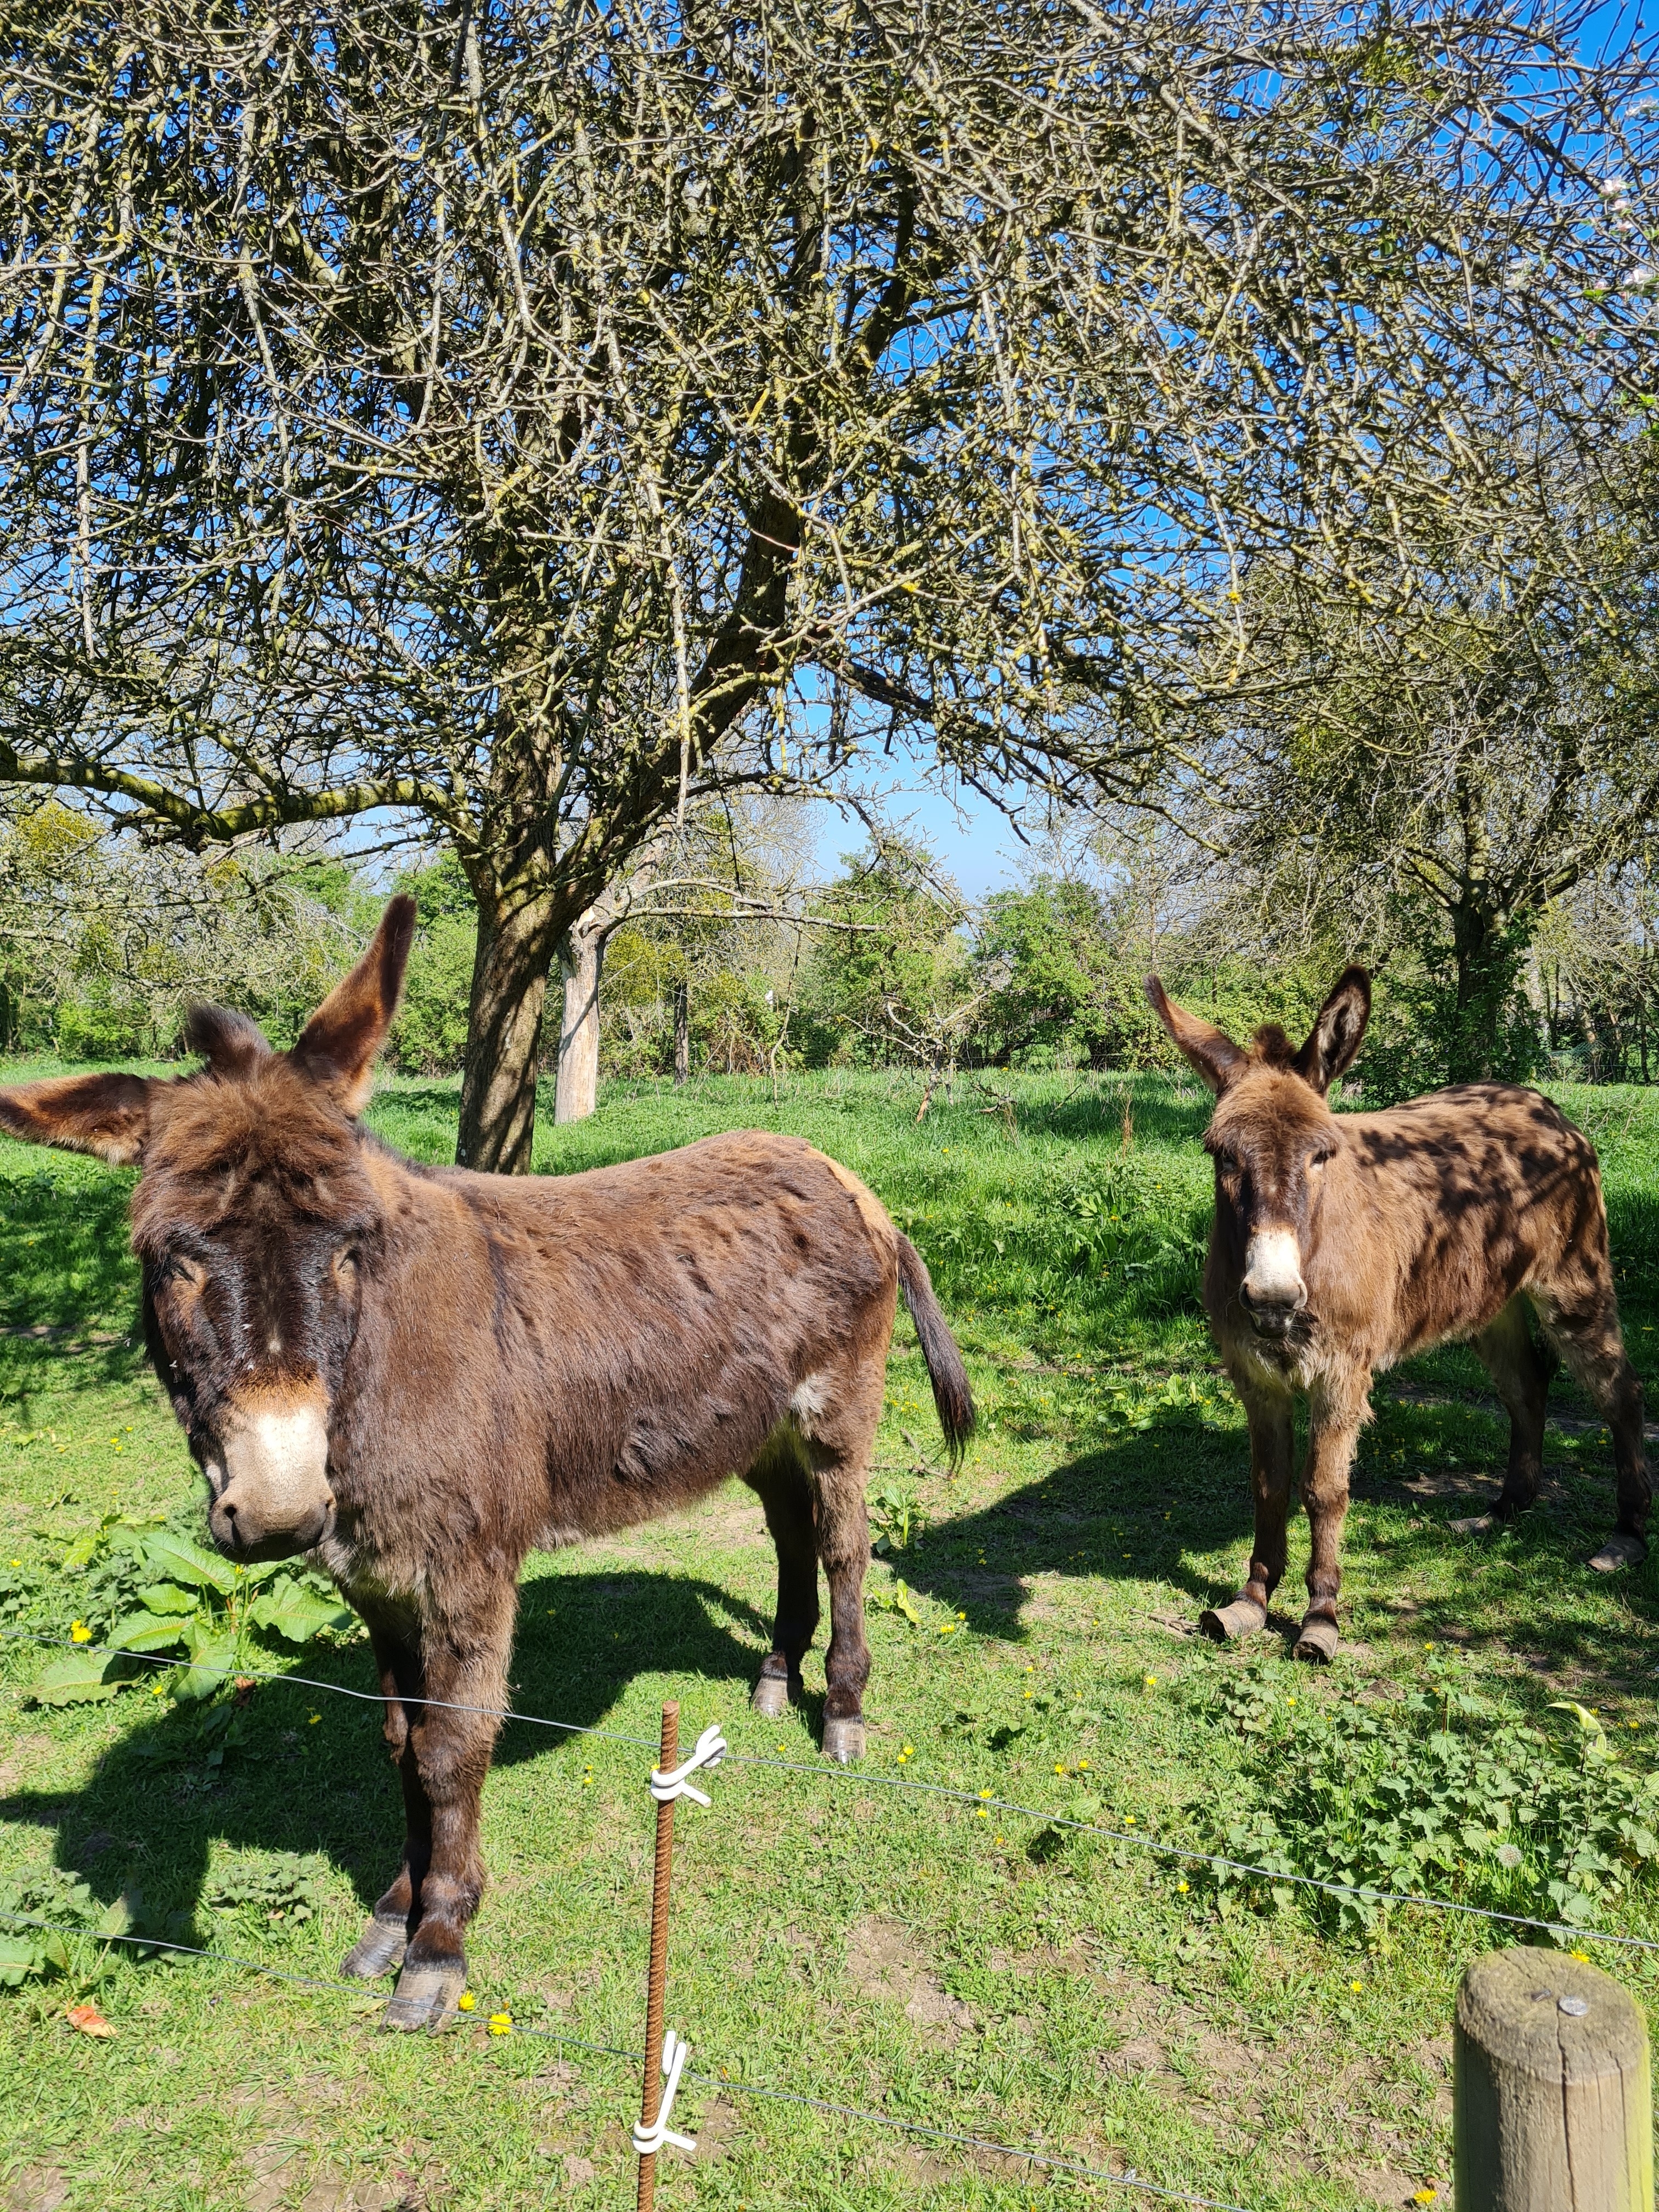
[1334,1081,1611,1363]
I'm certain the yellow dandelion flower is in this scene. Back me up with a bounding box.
[1413,2192,1437,2206]
[1285,1696,1296,1708]
[1124,1814,1136,1826]
[308,1713,320,1725]
[69,1621,91,1644]
[457,1991,476,2012]
[979,1788,993,1800]
[1177,1880,1189,1894]
[976,1807,989,1820]
[1571,1949,1591,1963]
[488,2011,512,2035]
[1350,1979,1364,1994]
[1054,1763,1066,1775]
[9,1559,20,1568]
[1143,1674,1157,1688]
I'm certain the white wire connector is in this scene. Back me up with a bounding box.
[631,2029,696,2157]
[648,1721,726,1808]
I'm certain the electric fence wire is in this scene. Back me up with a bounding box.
[0,1910,1260,2211]
[4,1624,1653,1953]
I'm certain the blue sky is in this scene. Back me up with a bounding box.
[803,775,1036,899]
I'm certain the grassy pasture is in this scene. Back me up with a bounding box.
[3,1064,1659,2211]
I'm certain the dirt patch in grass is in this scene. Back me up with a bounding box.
[843,1915,973,2041]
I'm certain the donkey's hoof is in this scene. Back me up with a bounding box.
[381,1960,465,2033]
[1198,1596,1267,1644]
[1293,1617,1339,1664]
[822,1718,865,1765]
[750,1672,797,1719]
[1589,1532,1647,1573]
[340,1913,407,1980]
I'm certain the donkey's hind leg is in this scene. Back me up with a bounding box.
[743,1430,820,1719]
[1534,1263,1650,1570]
[801,1362,884,1765]
[812,1446,874,1765]
[1463,1295,1554,1534]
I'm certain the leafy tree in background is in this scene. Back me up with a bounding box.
[2,0,1650,1163]
[799,838,978,1086]
[0,798,360,1058]
[385,854,481,1079]
[977,879,1118,1067]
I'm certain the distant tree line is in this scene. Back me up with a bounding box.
[7,789,1656,1100]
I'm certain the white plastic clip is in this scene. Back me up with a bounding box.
[648,1720,726,1808]
[631,2028,696,2156]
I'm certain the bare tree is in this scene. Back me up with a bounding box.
[1145,422,1659,1077]
[1,0,1651,1161]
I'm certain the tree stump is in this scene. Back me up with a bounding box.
[1454,1945,1651,2210]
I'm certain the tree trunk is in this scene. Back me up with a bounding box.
[554,907,607,1125]
[456,883,560,1173]
[673,980,690,1085]
[1450,903,1505,1084]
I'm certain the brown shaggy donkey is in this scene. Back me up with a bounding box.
[1147,967,1649,1663]
[0,899,974,2029]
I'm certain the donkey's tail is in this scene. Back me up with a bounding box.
[895,1234,975,1469]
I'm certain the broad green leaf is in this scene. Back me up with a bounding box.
[141,1531,238,1596]
[247,1577,353,1645]
[175,1623,238,1700]
[891,1579,921,1627]
[59,1526,109,1572]
[238,1560,288,1589]
[99,1889,142,1938]
[136,1582,198,1616]
[31,1650,123,1705]
[108,1611,190,1654]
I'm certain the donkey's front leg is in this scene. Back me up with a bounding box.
[340,1623,426,1982]
[382,1588,517,2033]
[1200,1385,1293,1643]
[1294,1378,1365,1663]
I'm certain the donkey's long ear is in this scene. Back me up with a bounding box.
[290,896,417,1116]
[1293,968,1372,1097]
[0,1073,154,1165]
[184,1003,272,1080]
[1144,976,1248,1094]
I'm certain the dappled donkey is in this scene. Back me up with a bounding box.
[0,899,973,2029]
[1147,968,1649,1662]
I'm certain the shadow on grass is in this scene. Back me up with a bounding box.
[896,1383,1659,1689]
[1,1568,771,1943]
[0,1156,138,1340]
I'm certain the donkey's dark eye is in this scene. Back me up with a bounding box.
[156,1252,203,1290]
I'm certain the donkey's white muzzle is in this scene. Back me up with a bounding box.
[207,1384,335,1560]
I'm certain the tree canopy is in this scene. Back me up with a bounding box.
[1,0,1653,1155]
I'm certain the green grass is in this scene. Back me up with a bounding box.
[4,1063,1659,2211]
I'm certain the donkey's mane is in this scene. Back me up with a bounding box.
[1249,1023,1296,1067]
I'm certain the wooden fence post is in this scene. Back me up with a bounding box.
[1454,1945,1651,2210]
